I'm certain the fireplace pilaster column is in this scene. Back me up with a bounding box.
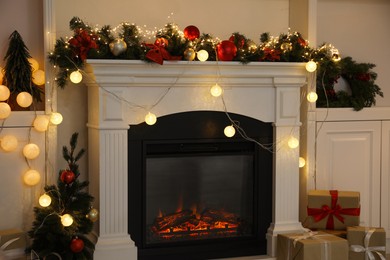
[266,84,304,257]
[87,84,137,260]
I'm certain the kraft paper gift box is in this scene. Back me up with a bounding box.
[0,229,26,259]
[307,190,360,230]
[347,226,386,260]
[277,231,349,260]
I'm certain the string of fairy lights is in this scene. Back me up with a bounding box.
[0,14,341,230]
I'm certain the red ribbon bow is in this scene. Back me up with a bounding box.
[145,38,181,65]
[68,30,98,61]
[307,190,360,230]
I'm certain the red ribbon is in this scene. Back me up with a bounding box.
[307,190,360,230]
[145,38,181,65]
[68,30,98,61]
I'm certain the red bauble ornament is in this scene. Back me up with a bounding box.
[229,34,245,49]
[183,25,200,41]
[60,170,76,184]
[70,237,84,253]
[217,40,238,61]
[154,38,168,48]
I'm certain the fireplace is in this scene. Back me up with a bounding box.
[85,60,307,260]
[128,111,273,259]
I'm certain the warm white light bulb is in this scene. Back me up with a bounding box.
[16,92,33,108]
[33,115,49,132]
[23,169,41,186]
[28,58,39,72]
[299,157,306,168]
[61,214,74,227]
[224,125,236,138]
[210,84,223,97]
[145,112,157,125]
[197,50,209,62]
[288,137,299,149]
[70,70,83,84]
[50,112,63,125]
[305,61,317,72]
[0,102,11,119]
[39,194,52,207]
[23,143,40,160]
[32,69,45,85]
[307,91,318,103]
[0,85,10,101]
[1,135,18,152]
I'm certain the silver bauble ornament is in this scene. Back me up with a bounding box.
[87,208,99,222]
[183,48,196,61]
[109,39,127,56]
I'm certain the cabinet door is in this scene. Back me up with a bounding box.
[381,121,390,242]
[315,121,381,227]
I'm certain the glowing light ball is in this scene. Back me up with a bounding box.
[50,112,63,125]
[0,102,11,119]
[307,91,318,103]
[197,50,209,62]
[23,143,40,160]
[23,169,41,186]
[224,125,236,138]
[32,69,45,85]
[61,214,74,227]
[33,115,49,132]
[288,137,299,149]
[16,92,33,107]
[145,112,157,125]
[1,135,18,152]
[28,58,39,72]
[70,70,83,84]
[0,85,10,101]
[39,194,52,207]
[210,84,223,97]
[305,61,317,72]
[299,157,306,168]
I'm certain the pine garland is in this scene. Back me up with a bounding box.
[49,17,383,110]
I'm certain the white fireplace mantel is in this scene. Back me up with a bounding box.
[85,60,307,260]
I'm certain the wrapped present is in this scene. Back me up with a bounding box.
[277,231,349,260]
[0,229,26,260]
[347,226,386,260]
[321,229,347,239]
[307,190,360,230]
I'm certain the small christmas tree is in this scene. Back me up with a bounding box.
[3,30,42,102]
[28,133,97,259]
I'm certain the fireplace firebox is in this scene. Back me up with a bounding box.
[128,111,273,260]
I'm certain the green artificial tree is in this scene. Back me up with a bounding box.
[28,133,97,259]
[3,30,42,103]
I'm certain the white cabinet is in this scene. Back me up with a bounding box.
[311,107,390,250]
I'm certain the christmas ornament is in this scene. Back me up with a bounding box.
[154,38,168,48]
[280,42,292,51]
[87,208,99,222]
[216,40,237,61]
[229,34,245,49]
[109,38,127,56]
[68,30,98,61]
[183,48,196,61]
[60,170,76,184]
[183,25,200,40]
[70,237,84,253]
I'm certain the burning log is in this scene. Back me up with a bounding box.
[153,210,195,231]
[201,208,239,224]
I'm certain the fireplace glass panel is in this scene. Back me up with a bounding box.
[145,153,254,244]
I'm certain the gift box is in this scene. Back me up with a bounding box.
[307,190,360,230]
[0,229,27,260]
[277,231,349,260]
[321,229,347,239]
[347,226,386,260]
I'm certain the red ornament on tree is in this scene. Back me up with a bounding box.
[70,237,84,253]
[60,170,76,184]
[217,40,237,61]
[183,25,200,41]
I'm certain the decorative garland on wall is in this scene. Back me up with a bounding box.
[46,17,383,111]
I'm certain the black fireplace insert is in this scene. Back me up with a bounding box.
[128,111,273,260]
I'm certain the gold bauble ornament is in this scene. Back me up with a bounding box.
[281,42,292,51]
[109,39,127,56]
[183,48,196,61]
[87,208,99,222]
